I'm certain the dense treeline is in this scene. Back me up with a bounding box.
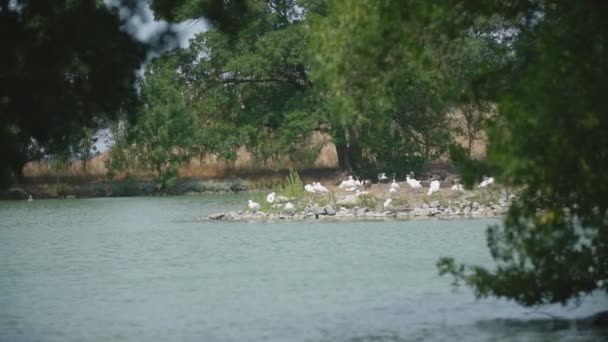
[107,0,498,187]
[2,0,608,309]
[2,0,492,187]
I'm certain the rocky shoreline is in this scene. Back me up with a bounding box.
[209,197,512,222]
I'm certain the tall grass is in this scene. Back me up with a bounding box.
[356,194,378,209]
[278,169,304,199]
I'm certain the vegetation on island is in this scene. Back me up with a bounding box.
[2,0,608,313]
[312,0,608,308]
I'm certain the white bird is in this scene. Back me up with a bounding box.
[284,202,295,214]
[427,180,440,196]
[390,179,400,190]
[248,200,261,212]
[451,184,465,192]
[313,182,329,193]
[27,194,33,202]
[266,192,276,203]
[304,183,316,193]
[406,176,422,190]
[383,198,394,211]
[355,189,369,197]
[378,173,389,183]
[339,176,357,189]
[479,176,495,188]
[389,187,398,196]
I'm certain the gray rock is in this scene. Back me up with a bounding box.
[306,206,325,215]
[209,213,225,220]
[324,205,336,216]
[396,212,411,218]
[356,208,368,216]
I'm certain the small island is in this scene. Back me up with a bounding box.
[209,171,514,221]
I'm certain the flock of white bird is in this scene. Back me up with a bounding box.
[246,173,495,213]
[304,182,329,194]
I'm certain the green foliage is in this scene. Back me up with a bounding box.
[166,0,328,168]
[0,0,146,187]
[312,0,608,306]
[71,127,99,172]
[310,1,497,173]
[247,192,275,213]
[315,192,336,207]
[108,56,199,189]
[277,169,304,199]
[466,188,502,207]
[246,178,283,191]
[53,183,73,197]
[449,145,493,189]
[355,194,377,210]
[391,197,409,208]
[229,179,246,192]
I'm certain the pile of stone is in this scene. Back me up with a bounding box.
[208,196,514,222]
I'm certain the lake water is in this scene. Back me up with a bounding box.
[1,195,606,341]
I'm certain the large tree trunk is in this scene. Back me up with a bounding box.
[335,141,352,171]
[333,127,351,171]
[333,126,365,172]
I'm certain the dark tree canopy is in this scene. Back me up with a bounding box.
[0,0,146,186]
[150,0,249,33]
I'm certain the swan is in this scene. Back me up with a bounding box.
[479,176,495,188]
[389,187,398,196]
[27,194,33,202]
[313,182,329,193]
[451,184,464,192]
[304,183,315,193]
[378,173,389,183]
[339,176,357,189]
[427,180,440,196]
[383,198,394,211]
[390,179,400,190]
[248,200,261,212]
[406,176,422,190]
[266,192,276,203]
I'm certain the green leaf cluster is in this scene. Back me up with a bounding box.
[313,0,608,306]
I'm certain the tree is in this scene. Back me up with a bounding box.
[72,127,99,173]
[314,0,608,307]
[162,0,329,168]
[108,56,199,188]
[0,0,147,187]
[309,1,461,175]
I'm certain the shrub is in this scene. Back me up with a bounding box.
[54,183,73,197]
[356,194,377,209]
[278,169,304,199]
